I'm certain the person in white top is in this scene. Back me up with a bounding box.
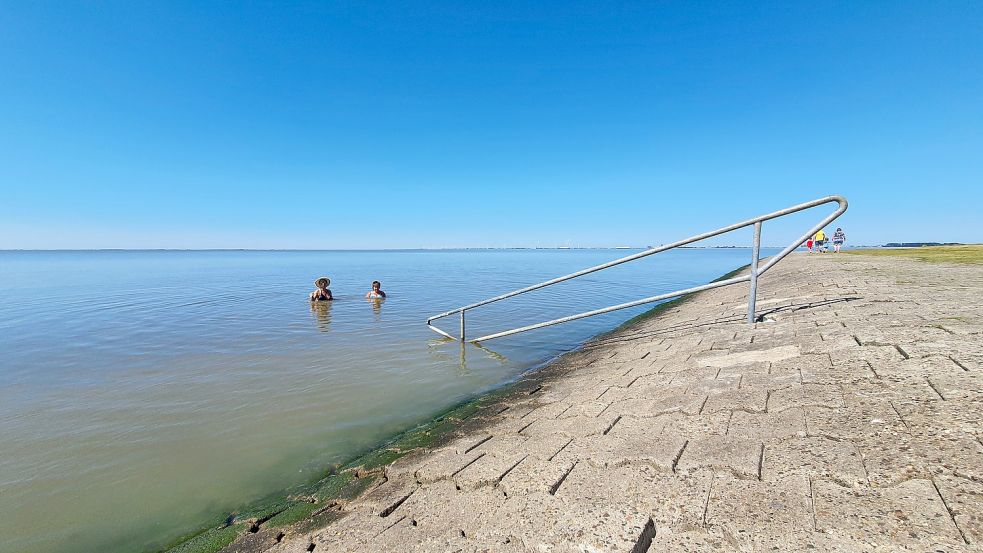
[365,280,386,299]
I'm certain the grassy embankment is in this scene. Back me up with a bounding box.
[844,245,983,264]
[161,262,752,553]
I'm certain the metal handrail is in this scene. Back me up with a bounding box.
[428,195,848,342]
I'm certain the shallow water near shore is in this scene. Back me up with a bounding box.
[0,248,775,553]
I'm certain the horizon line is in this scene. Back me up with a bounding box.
[0,245,880,252]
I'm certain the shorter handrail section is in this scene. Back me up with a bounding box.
[428,195,848,342]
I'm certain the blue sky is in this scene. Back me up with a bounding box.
[1,1,980,249]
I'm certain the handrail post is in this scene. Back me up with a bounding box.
[748,221,762,324]
[460,310,466,342]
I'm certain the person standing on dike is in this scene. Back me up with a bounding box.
[832,227,846,253]
[310,277,333,301]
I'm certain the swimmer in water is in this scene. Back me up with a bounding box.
[365,280,386,299]
[310,277,333,301]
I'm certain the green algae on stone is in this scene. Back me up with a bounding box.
[438,400,482,421]
[165,524,244,553]
[294,505,348,534]
[313,472,356,501]
[390,420,456,450]
[340,447,407,472]
[336,474,379,500]
[265,501,321,529]
[236,497,295,522]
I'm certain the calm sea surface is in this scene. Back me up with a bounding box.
[0,249,774,553]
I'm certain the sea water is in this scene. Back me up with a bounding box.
[0,248,773,552]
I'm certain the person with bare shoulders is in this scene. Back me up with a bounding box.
[310,277,333,301]
[365,280,386,299]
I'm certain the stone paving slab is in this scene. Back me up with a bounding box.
[238,253,983,552]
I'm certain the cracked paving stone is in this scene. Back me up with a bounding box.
[384,449,431,480]
[663,367,721,388]
[910,433,983,482]
[470,434,529,456]
[926,370,983,401]
[453,450,528,491]
[414,449,486,484]
[555,400,610,418]
[696,345,802,368]
[605,413,675,437]
[705,473,813,544]
[763,436,867,487]
[771,353,833,373]
[803,402,907,441]
[349,476,419,515]
[768,383,845,412]
[676,436,763,479]
[849,377,943,406]
[558,462,713,531]
[702,389,769,414]
[553,432,687,472]
[685,374,741,395]
[934,473,983,545]
[516,433,573,461]
[517,414,617,439]
[800,359,877,384]
[648,529,742,552]
[372,481,507,549]
[498,457,575,496]
[897,401,983,439]
[660,411,731,438]
[727,408,806,441]
[739,369,801,390]
[829,344,906,366]
[605,394,706,418]
[812,478,965,547]
[872,355,966,380]
[473,489,651,552]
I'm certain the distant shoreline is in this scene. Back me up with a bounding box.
[2,246,787,252]
[6,244,977,253]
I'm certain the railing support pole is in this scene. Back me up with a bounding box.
[748,221,762,324]
[460,310,466,341]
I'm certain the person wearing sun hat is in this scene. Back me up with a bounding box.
[310,277,333,301]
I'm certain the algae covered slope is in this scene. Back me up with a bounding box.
[158,395,501,553]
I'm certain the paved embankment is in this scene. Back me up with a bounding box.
[222,252,983,552]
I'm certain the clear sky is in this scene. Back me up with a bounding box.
[1,1,980,249]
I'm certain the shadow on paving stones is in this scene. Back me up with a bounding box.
[759,297,861,319]
[591,296,861,349]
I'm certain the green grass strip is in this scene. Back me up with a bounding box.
[845,245,983,264]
